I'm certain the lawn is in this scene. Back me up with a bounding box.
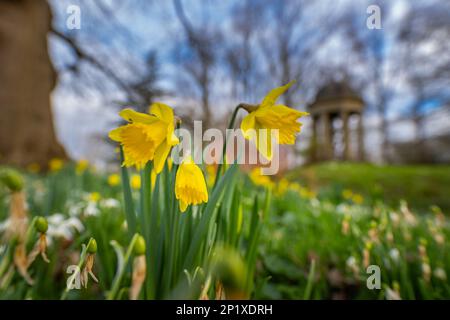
[0,161,449,300]
[289,162,450,213]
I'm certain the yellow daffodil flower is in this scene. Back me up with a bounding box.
[352,193,364,204]
[109,103,180,173]
[76,159,89,175]
[248,167,274,188]
[89,192,101,202]
[108,173,120,187]
[240,81,308,159]
[131,174,141,190]
[175,156,208,212]
[49,158,64,172]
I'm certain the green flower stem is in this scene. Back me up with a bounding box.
[140,162,152,238]
[213,104,243,189]
[120,146,137,238]
[24,216,38,245]
[303,259,316,300]
[60,238,95,300]
[140,161,152,299]
[107,233,140,300]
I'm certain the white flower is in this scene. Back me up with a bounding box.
[47,214,84,241]
[47,213,65,225]
[84,202,100,216]
[434,268,447,281]
[346,256,357,269]
[100,198,120,209]
[68,202,85,217]
[389,248,400,262]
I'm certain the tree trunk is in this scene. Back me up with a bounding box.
[0,0,66,169]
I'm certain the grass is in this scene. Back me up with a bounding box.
[0,161,449,300]
[289,162,450,213]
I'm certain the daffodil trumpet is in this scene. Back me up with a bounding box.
[175,156,208,213]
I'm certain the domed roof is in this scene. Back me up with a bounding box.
[312,81,363,105]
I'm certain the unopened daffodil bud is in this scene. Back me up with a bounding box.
[0,168,24,192]
[35,216,48,233]
[87,238,98,254]
[133,234,146,256]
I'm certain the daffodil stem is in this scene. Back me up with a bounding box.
[140,161,152,299]
[120,146,137,238]
[213,105,242,188]
[107,233,139,300]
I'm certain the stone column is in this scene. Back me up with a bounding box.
[323,113,333,160]
[357,113,365,161]
[342,111,350,161]
[311,115,318,162]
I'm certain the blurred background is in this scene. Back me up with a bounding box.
[0,0,449,169]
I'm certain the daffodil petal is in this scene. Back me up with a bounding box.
[175,156,208,212]
[153,141,172,174]
[166,123,180,146]
[179,200,188,213]
[119,108,158,124]
[149,102,174,124]
[260,80,296,108]
[256,104,308,144]
[109,127,123,142]
[240,113,256,138]
[256,128,273,160]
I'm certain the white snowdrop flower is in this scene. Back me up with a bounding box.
[84,202,100,216]
[0,244,6,255]
[346,256,357,269]
[46,214,84,241]
[389,248,400,262]
[310,198,320,208]
[434,268,447,281]
[68,202,84,217]
[47,213,65,225]
[66,217,84,233]
[336,203,348,214]
[100,198,120,209]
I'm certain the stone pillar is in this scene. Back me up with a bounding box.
[323,113,333,160]
[357,113,365,161]
[311,115,318,162]
[342,111,350,161]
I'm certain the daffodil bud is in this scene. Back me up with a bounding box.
[133,234,146,256]
[87,238,97,254]
[35,216,48,233]
[0,168,24,192]
[211,247,246,298]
